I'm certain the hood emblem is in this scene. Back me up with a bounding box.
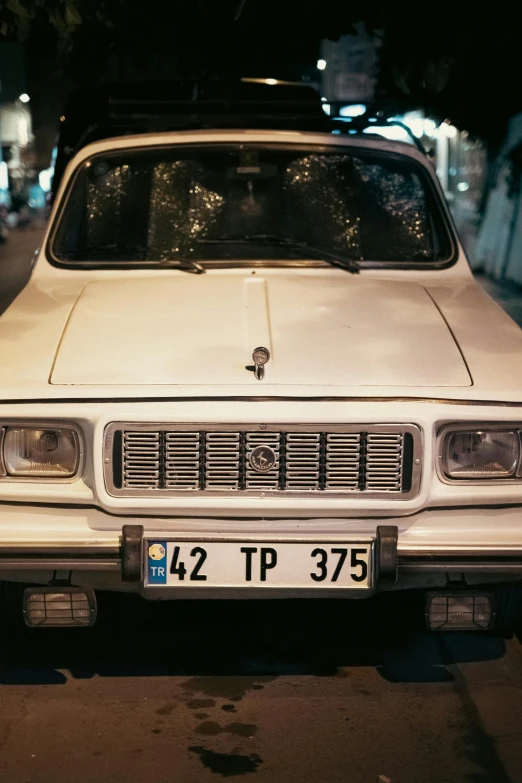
[247,346,270,381]
[249,444,277,473]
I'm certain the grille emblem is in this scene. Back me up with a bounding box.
[249,445,277,473]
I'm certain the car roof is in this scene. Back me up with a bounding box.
[66,127,426,166]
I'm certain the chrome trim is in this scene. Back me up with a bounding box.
[400,561,522,574]
[104,422,422,499]
[3,395,522,407]
[0,543,118,554]
[46,141,457,272]
[0,428,5,477]
[0,421,84,483]
[436,422,522,486]
[0,558,120,571]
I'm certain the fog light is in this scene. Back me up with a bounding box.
[23,587,97,628]
[426,592,493,631]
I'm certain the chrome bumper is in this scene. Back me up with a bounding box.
[1,525,522,585]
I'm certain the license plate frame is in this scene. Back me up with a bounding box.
[144,539,374,589]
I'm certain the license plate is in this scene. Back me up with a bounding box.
[145,540,373,589]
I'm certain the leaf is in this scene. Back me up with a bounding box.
[16,14,31,41]
[392,65,411,95]
[65,3,82,26]
[6,0,31,18]
[48,8,69,34]
[421,58,453,94]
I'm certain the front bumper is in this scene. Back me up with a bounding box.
[1,504,522,596]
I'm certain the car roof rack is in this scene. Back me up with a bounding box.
[51,80,427,196]
[329,114,428,155]
[51,79,330,195]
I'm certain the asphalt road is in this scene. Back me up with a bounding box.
[0,225,42,315]
[1,229,522,782]
[1,595,522,783]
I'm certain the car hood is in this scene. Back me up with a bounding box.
[48,274,471,388]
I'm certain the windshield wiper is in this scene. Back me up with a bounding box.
[59,244,206,274]
[157,258,206,274]
[198,234,360,274]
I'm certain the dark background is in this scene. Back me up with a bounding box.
[0,0,519,166]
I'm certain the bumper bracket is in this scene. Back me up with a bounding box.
[376,525,398,585]
[121,525,143,582]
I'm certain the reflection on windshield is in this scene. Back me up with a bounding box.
[52,145,451,265]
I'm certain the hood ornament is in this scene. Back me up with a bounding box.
[247,346,270,381]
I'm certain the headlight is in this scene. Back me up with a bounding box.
[441,429,520,479]
[3,428,79,478]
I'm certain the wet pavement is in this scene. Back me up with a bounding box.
[1,594,522,783]
[1,230,522,781]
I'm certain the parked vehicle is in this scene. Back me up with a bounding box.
[0,204,8,243]
[1,83,521,637]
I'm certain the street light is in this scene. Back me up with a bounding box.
[19,93,30,103]
[317,59,327,71]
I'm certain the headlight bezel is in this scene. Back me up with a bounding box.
[0,422,83,482]
[438,423,522,484]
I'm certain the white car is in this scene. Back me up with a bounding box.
[1,125,521,635]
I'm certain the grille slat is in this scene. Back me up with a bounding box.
[205,432,241,489]
[114,426,417,496]
[122,431,161,488]
[365,433,404,491]
[286,432,320,490]
[164,431,201,489]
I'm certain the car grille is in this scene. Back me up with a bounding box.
[104,424,421,498]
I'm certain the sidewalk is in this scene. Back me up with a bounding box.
[477,273,522,328]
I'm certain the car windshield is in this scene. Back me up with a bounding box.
[51,143,452,267]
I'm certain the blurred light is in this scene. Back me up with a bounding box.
[363,125,413,143]
[331,129,341,135]
[440,121,458,139]
[339,104,366,118]
[60,115,65,122]
[317,59,327,71]
[423,118,437,135]
[320,97,327,102]
[368,117,378,123]
[265,79,277,86]
[19,93,30,103]
[321,104,331,116]
[457,182,470,192]
[407,117,424,138]
[0,162,8,191]
[18,115,29,147]
[39,168,53,193]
